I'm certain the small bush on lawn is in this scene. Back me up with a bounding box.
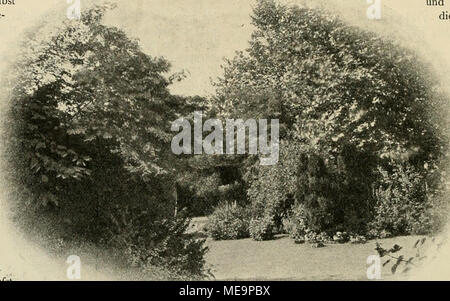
[349,234,367,244]
[368,164,435,238]
[207,202,251,240]
[332,231,350,244]
[249,217,275,241]
[305,230,331,244]
[282,203,308,240]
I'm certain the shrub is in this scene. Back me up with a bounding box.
[178,169,248,217]
[427,188,450,233]
[305,230,331,244]
[103,206,210,279]
[296,153,339,234]
[207,203,251,240]
[368,164,434,237]
[349,234,367,244]
[249,217,275,241]
[332,232,350,244]
[282,203,308,240]
[296,147,378,235]
[178,172,223,217]
[247,141,300,231]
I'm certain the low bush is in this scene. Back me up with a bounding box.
[249,217,275,241]
[349,234,367,244]
[305,230,331,244]
[282,203,308,240]
[207,203,251,241]
[332,232,350,244]
[247,141,300,231]
[368,164,435,238]
[104,206,210,279]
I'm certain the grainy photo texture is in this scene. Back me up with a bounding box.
[0,0,449,281]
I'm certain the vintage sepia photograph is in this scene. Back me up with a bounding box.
[0,0,449,286]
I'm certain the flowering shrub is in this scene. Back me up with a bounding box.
[333,232,350,244]
[249,217,275,241]
[305,230,331,244]
[207,203,251,240]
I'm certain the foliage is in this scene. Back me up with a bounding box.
[177,172,222,217]
[375,237,445,275]
[349,235,367,244]
[247,140,299,228]
[369,164,435,237]
[293,149,373,235]
[213,0,447,240]
[249,216,275,241]
[6,3,183,212]
[304,230,331,244]
[163,96,250,217]
[10,3,181,189]
[250,142,375,237]
[178,167,247,217]
[207,203,251,240]
[103,206,210,279]
[214,0,444,164]
[295,152,337,234]
[282,203,308,240]
[4,3,208,279]
[333,232,350,244]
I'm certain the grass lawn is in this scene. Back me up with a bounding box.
[205,235,423,281]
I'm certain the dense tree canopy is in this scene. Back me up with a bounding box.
[13,4,182,181]
[6,4,208,278]
[212,0,447,234]
[214,0,445,164]
[7,4,193,208]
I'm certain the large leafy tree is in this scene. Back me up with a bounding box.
[213,0,447,233]
[214,0,444,163]
[13,6,176,184]
[9,4,185,207]
[6,4,209,277]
